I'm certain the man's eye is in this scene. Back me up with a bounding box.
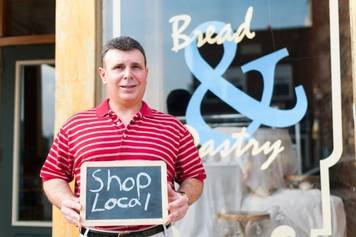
[115,65,124,70]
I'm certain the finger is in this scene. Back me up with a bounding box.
[167,185,178,199]
[167,206,188,223]
[168,198,186,210]
[168,199,189,223]
[61,206,81,226]
[61,198,81,212]
[60,197,82,227]
[168,193,188,210]
[167,212,176,223]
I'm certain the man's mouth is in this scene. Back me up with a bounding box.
[120,85,137,89]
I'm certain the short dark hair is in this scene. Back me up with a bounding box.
[101,36,147,66]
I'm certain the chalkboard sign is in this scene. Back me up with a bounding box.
[80,160,168,226]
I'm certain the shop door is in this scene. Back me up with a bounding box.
[0,44,54,237]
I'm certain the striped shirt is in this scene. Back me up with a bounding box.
[40,99,206,230]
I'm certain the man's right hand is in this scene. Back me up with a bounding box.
[42,179,82,227]
[60,197,82,227]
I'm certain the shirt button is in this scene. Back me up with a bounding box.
[123,133,127,138]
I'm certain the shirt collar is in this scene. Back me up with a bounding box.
[140,101,154,118]
[96,99,154,118]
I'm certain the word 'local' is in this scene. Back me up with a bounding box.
[89,169,152,213]
[169,6,255,52]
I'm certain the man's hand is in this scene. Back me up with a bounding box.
[42,179,82,227]
[167,185,189,222]
[60,197,82,227]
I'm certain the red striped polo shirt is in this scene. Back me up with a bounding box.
[40,99,206,230]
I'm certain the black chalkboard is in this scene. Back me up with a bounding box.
[80,160,168,226]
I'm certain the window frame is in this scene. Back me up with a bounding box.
[11,59,55,227]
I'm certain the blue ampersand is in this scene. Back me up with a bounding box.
[184,21,308,146]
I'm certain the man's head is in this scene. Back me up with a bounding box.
[101,36,147,66]
[99,36,148,108]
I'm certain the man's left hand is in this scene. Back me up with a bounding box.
[167,185,189,222]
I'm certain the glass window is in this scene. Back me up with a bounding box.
[120,0,325,172]
[13,61,55,224]
[109,0,353,236]
[4,0,55,36]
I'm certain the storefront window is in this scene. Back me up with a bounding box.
[104,0,354,236]
[121,0,327,173]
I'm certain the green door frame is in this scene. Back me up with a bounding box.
[0,44,54,237]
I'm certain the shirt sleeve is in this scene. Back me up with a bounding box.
[40,127,74,182]
[175,127,206,184]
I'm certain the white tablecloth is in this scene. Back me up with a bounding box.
[176,164,245,237]
[175,127,346,237]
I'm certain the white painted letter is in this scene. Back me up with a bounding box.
[104,198,117,210]
[260,140,285,170]
[144,193,151,211]
[117,197,129,208]
[107,170,122,191]
[91,193,105,212]
[169,14,192,52]
[234,6,255,41]
[136,172,151,199]
[122,177,135,192]
[128,198,142,208]
[90,169,104,192]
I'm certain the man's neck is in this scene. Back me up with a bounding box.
[109,99,142,125]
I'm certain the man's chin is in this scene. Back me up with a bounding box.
[113,96,142,105]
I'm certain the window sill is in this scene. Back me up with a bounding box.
[0,34,55,47]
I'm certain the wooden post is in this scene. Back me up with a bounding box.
[350,0,356,152]
[54,0,101,236]
[0,0,5,37]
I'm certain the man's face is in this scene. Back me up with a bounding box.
[99,49,148,107]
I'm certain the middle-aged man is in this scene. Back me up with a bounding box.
[40,36,206,237]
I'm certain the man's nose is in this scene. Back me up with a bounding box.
[123,68,132,79]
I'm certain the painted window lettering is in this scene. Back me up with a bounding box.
[169,7,255,52]
[170,6,308,169]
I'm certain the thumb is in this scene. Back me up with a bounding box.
[167,185,177,199]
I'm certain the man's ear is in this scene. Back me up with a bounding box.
[98,67,107,84]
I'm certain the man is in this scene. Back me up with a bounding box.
[40,36,206,237]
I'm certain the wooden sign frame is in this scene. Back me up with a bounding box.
[80,160,168,226]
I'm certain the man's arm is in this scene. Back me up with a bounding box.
[177,177,203,205]
[167,178,203,222]
[43,179,82,227]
